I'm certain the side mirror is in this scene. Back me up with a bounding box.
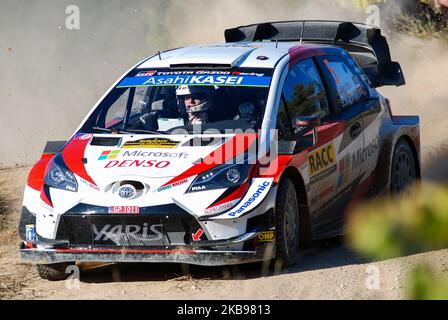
[294,115,321,128]
[293,115,321,150]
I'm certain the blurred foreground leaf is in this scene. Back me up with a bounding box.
[347,184,448,260]
[407,264,448,300]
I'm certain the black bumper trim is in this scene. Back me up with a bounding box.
[21,245,275,266]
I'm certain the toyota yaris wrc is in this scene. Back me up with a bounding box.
[20,21,420,280]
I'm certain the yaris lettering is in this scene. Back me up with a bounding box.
[93,223,164,245]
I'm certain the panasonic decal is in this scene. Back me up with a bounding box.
[227,181,271,217]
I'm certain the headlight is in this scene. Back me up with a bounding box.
[187,163,252,193]
[44,153,78,192]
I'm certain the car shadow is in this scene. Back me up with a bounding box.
[78,237,367,284]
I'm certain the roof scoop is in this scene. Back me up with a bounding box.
[169,45,255,69]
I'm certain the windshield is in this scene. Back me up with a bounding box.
[80,68,273,134]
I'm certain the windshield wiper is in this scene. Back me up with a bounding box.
[92,126,122,133]
[92,127,167,135]
[124,128,168,135]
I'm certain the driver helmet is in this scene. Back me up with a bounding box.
[176,85,215,114]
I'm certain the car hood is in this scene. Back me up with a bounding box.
[61,133,257,189]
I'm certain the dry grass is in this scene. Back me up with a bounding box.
[0,274,28,299]
[0,263,38,299]
[394,15,448,42]
[391,2,448,43]
[0,190,9,231]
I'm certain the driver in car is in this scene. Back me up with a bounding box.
[176,85,215,125]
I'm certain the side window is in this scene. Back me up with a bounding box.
[130,87,148,117]
[104,89,129,128]
[321,57,368,109]
[276,98,292,140]
[103,87,148,128]
[282,58,330,127]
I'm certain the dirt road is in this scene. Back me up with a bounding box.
[0,167,446,300]
[1,35,448,299]
[1,145,447,299]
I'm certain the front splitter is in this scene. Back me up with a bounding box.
[21,245,275,266]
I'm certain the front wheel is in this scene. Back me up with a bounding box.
[36,262,75,281]
[390,140,417,194]
[275,178,300,268]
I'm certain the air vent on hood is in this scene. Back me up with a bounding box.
[181,137,226,147]
[169,63,233,69]
[90,137,122,147]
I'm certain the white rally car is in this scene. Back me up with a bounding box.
[20,21,420,280]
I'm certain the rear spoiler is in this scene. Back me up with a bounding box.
[224,20,405,88]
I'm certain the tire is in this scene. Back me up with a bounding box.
[390,140,417,194]
[275,178,300,268]
[36,262,74,281]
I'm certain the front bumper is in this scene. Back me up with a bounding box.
[20,201,276,266]
[20,244,275,266]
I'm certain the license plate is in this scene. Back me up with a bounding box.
[108,206,140,214]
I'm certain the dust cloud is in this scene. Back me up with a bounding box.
[379,35,448,166]
[0,0,446,171]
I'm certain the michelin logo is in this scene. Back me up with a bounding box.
[228,181,271,217]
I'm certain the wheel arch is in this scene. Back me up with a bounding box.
[396,135,421,179]
[278,166,313,248]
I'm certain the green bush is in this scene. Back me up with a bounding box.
[348,184,448,260]
[347,183,448,299]
[407,264,448,300]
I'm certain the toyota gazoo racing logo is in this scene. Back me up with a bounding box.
[118,184,136,199]
[93,223,164,246]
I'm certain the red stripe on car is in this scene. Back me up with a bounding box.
[206,180,251,209]
[55,248,197,254]
[27,155,54,191]
[161,134,257,188]
[61,134,97,186]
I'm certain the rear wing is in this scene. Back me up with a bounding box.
[224,20,405,88]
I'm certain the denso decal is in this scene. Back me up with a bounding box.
[104,159,170,168]
[308,143,336,176]
[228,181,271,217]
[117,74,271,88]
[352,135,379,170]
[122,138,179,149]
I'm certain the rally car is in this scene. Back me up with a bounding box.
[19,21,420,280]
